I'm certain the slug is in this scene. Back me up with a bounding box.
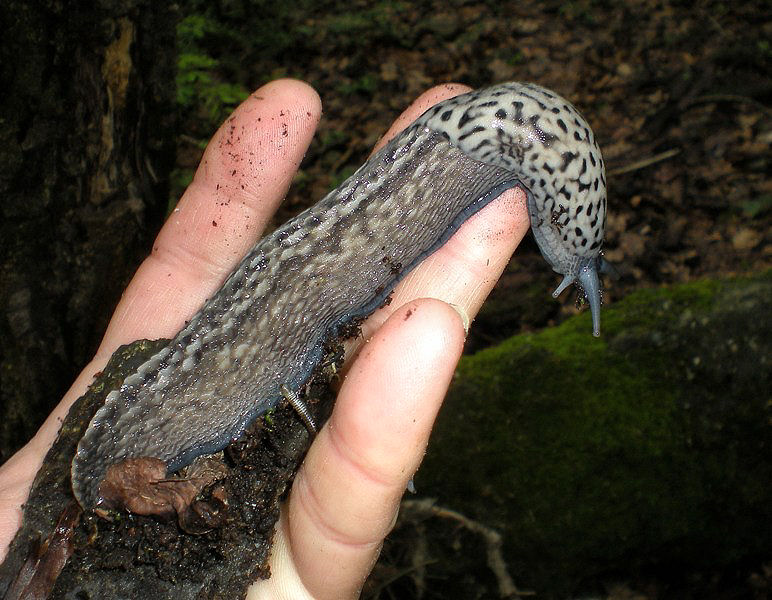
[71,82,610,509]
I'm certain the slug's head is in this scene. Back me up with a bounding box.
[415,81,610,336]
[551,255,615,337]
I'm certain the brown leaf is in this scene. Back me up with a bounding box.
[97,456,230,533]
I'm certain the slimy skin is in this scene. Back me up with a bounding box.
[71,82,609,509]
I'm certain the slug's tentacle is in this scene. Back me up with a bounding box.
[71,82,609,509]
[576,259,602,337]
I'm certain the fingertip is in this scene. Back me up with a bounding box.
[410,82,473,111]
[253,78,323,126]
[352,297,466,379]
[448,302,471,334]
[385,297,468,365]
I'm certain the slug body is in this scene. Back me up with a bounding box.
[72,82,609,509]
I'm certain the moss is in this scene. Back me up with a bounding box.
[419,271,771,596]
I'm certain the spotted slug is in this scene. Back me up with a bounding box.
[72,82,610,509]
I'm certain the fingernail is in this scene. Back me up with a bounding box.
[448,303,470,335]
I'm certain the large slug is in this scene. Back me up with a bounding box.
[72,82,610,509]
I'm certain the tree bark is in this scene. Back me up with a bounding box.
[0,1,177,462]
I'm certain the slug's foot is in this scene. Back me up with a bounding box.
[280,384,318,434]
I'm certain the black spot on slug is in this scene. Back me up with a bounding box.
[440,110,453,122]
[533,123,557,147]
[556,118,568,133]
[560,151,577,172]
[495,108,507,119]
[472,138,493,152]
[458,109,474,129]
[458,125,486,141]
[511,101,525,124]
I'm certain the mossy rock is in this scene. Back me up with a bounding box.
[417,271,771,597]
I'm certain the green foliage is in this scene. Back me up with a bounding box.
[329,166,357,190]
[321,1,411,46]
[506,50,525,65]
[556,0,605,26]
[176,14,249,128]
[336,73,379,96]
[740,194,772,219]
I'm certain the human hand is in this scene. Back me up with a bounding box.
[0,79,530,599]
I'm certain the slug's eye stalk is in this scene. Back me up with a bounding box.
[552,257,604,337]
[577,259,602,337]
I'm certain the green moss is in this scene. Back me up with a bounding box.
[420,272,771,595]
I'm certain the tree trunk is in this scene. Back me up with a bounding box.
[0,1,177,462]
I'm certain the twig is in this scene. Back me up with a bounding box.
[682,94,772,118]
[608,148,681,176]
[400,498,535,599]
